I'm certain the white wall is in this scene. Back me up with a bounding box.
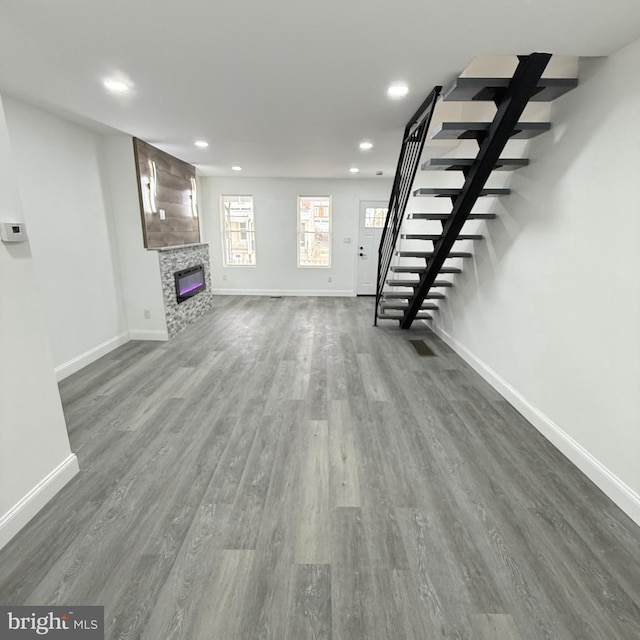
[200,177,393,295]
[2,97,129,378]
[102,136,168,341]
[431,42,640,524]
[0,95,78,549]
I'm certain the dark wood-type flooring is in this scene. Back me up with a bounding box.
[1,296,639,639]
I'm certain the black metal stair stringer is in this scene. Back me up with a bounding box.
[400,52,552,329]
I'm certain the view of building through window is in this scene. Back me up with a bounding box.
[298,196,331,267]
[221,195,256,266]
[365,207,388,228]
[364,207,387,229]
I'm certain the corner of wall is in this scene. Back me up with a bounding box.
[101,135,168,338]
[0,92,79,551]
[0,455,79,550]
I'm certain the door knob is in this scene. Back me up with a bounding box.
[359,252,364,257]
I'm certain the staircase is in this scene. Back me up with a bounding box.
[375,53,577,329]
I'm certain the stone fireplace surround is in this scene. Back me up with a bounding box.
[157,243,214,338]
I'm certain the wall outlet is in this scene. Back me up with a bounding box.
[143,309,151,319]
[222,274,227,281]
[328,276,332,283]
[159,209,166,220]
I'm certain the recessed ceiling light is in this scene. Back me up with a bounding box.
[350,167,360,174]
[359,141,373,150]
[232,166,242,171]
[194,139,209,148]
[103,79,131,94]
[387,82,409,99]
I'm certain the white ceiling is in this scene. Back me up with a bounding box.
[1,0,640,178]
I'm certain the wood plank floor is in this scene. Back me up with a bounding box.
[1,295,639,639]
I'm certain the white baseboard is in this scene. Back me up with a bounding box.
[212,288,355,297]
[55,332,130,381]
[128,329,169,341]
[0,454,79,550]
[433,324,640,528]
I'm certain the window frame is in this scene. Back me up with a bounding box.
[220,194,256,267]
[297,195,332,268]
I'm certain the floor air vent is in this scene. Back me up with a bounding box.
[409,339,435,356]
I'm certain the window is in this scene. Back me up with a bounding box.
[221,195,256,266]
[364,207,387,228]
[298,196,331,267]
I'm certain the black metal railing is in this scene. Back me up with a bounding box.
[374,86,441,325]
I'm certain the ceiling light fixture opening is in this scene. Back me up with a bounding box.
[359,141,373,150]
[232,166,242,171]
[194,139,209,148]
[349,167,360,174]
[387,82,409,99]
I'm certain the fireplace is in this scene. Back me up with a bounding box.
[174,264,205,303]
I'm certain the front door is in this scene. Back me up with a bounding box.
[357,200,388,295]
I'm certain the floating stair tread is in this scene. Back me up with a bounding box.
[413,187,511,197]
[398,250,472,258]
[380,302,439,310]
[443,76,578,102]
[432,121,550,140]
[387,279,453,287]
[390,266,462,274]
[382,291,445,299]
[422,157,529,171]
[402,233,483,241]
[410,213,496,220]
[390,266,425,273]
[378,310,433,320]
